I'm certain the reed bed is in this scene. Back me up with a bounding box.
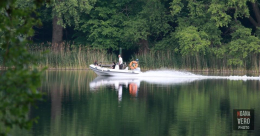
[1,42,260,72]
[133,50,260,72]
[28,42,117,69]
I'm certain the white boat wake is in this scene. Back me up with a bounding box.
[140,70,260,80]
[89,69,260,91]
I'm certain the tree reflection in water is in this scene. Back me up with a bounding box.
[11,70,260,136]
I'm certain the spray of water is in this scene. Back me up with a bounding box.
[89,69,260,90]
[138,69,260,80]
[139,70,198,78]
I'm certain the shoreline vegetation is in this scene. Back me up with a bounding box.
[1,42,260,73]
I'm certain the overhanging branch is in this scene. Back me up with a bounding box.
[249,16,260,27]
[251,2,260,25]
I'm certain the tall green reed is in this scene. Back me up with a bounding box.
[132,50,260,72]
[10,42,260,71]
[28,42,117,69]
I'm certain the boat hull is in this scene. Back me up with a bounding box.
[89,64,141,76]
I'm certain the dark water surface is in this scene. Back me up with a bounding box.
[13,70,260,136]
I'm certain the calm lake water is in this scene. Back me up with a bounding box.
[13,70,259,136]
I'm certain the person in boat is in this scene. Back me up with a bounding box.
[111,62,116,69]
[118,55,123,69]
[94,60,98,66]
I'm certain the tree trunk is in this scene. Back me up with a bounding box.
[249,2,260,27]
[138,39,149,54]
[52,15,63,46]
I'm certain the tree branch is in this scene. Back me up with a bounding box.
[251,2,260,24]
[249,16,260,27]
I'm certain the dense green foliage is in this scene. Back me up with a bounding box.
[48,0,96,28]
[0,0,44,135]
[25,0,260,70]
[168,0,260,69]
[2,0,260,71]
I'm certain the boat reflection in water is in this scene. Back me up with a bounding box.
[90,76,141,101]
[89,76,200,101]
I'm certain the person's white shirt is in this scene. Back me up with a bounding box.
[119,56,123,65]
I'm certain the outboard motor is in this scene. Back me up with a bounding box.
[134,67,141,72]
